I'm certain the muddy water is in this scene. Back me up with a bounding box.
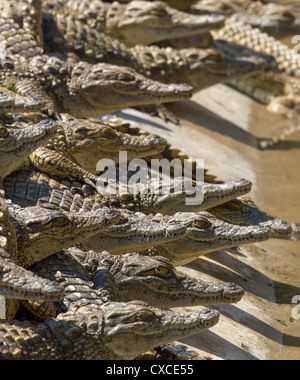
[248,100,300,360]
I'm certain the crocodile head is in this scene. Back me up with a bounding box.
[143,211,271,266]
[53,114,167,172]
[181,43,273,92]
[144,177,252,214]
[80,210,188,254]
[64,62,193,117]
[209,198,294,239]
[10,205,121,267]
[107,0,225,45]
[99,301,219,360]
[102,252,244,308]
[0,119,58,178]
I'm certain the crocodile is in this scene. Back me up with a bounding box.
[42,12,272,94]
[42,0,225,46]
[4,247,221,360]
[0,300,219,360]
[3,169,252,214]
[16,112,168,173]
[81,211,272,264]
[191,0,300,38]
[21,248,243,321]
[0,2,193,118]
[229,71,300,124]
[208,198,297,239]
[91,250,245,308]
[40,3,299,122]
[0,190,64,310]
[102,116,222,184]
[0,55,193,118]
[0,113,98,188]
[7,204,121,268]
[0,118,58,180]
[211,16,300,78]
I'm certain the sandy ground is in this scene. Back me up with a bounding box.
[116,84,300,360]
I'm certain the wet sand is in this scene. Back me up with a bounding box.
[118,83,300,360]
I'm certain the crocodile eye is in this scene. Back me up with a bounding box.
[117,73,135,82]
[52,215,68,225]
[155,265,173,278]
[101,127,117,139]
[193,217,212,229]
[0,126,8,138]
[149,7,167,17]
[74,126,91,135]
[133,309,156,322]
[25,221,42,231]
[44,213,69,227]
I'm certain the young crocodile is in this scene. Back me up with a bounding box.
[212,16,300,78]
[80,211,272,264]
[209,198,297,240]
[0,300,219,360]
[7,203,121,268]
[0,2,193,117]
[3,169,252,215]
[0,118,58,180]
[21,248,244,321]
[42,0,225,46]
[0,190,64,315]
[191,0,300,38]
[1,247,220,360]
[42,12,271,94]
[5,168,291,243]
[14,112,168,174]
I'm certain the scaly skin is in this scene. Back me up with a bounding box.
[212,16,300,78]
[45,113,168,171]
[95,251,245,308]
[82,211,272,263]
[104,117,222,184]
[191,0,300,38]
[0,118,58,179]
[0,301,219,360]
[4,112,167,186]
[43,13,270,93]
[0,56,193,118]
[0,190,64,303]
[0,114,99,188]
[44,0,199,13]
[8,204,121,268]
[0,86,44,114]
[22,249,243,321]
[79,209,189,254]
[229,72,300,123]
[3,169,252,215]
[0,0,43,47]
[0,4,193,118]
[42,0,225,46]
[209,198,295,239]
